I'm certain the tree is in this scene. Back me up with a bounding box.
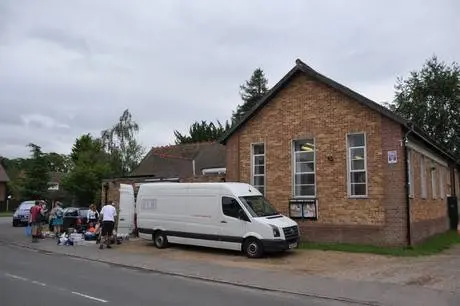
[389,56,460,159]
[61,134,111,205]
[232,68,269,124]
[174,120,230,144]
[101,109,145,176]
[21,143,50,199]
[45,152,72,173]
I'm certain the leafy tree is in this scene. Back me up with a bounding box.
[61,134,111,205]
[174,120,230,144]
[389,56,460,159]
[232,68,269,124]
[21,143,50,199]
[101,109,145,176]
[45,152,72,173]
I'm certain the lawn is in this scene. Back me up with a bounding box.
[0,212,13,217]
[300,230,460,256]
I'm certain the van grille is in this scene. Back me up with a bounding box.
[283,226,299,240]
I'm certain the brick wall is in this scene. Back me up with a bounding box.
[380,116,407,246]
[409,149,449,243]
[225,135,240,182]
[181,175,225,183]
[225,72,401,244]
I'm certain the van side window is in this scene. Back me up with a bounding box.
[222,197,242,219]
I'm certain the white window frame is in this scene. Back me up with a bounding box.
[421,155,427,199]
[292,138,316,198]
[346,132,368,198]
[440,167,445,199]
[431,162,437,199]
[407,149,414,198]
[251,143,266,195]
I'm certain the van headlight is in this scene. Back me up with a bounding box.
[270,225,280,237]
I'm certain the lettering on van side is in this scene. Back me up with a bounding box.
[141,199,157,210]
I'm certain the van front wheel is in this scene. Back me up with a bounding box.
[243,238,264,258]
[153,231,169,249]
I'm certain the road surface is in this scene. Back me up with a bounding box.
[0,242,352,306]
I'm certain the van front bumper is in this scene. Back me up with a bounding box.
[261,238,299,252]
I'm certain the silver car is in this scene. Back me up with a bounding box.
[12,201,35,226]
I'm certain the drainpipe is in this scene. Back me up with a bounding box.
[192,160,196,177]
[403,123,414,247]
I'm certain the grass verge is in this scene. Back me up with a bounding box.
[0,212,13,217]
[299,230,460,256]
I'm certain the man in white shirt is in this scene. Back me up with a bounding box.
[99,201,117,249]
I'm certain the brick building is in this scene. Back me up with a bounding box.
[221,59,459,246]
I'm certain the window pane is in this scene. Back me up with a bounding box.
[295,185,315,196]
[348,134,365,147]
[351,148,365,160]
[296,151,314,162]
[254,156,264,165]
[253,144,264,155]
[254,165,265,175]
[295,174,315,185]
[351,159,365,171]
[296,162,314,173]
[294,140,315,152]
[222,197,242,218]
[351,183,366,196]
[253,176,264,186]
[255,186,264,195]
[350,172,366,183]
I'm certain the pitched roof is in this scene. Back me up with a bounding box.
[220,59,457,164]
[0,164,9,182]
[131,142,226,178]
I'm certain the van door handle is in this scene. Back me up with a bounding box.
[221,220,227,223]
[120,218,125,221]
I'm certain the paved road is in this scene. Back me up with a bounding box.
[0,216,11,224]
[0,243,352,306]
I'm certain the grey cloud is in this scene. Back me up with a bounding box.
[28,28,90,56]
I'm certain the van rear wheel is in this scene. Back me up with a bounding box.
[243,237,264,258]
[153,231,168,249]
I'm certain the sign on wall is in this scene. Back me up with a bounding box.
[388,150,398,164]
[289,198,318,220]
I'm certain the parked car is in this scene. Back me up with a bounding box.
[62,207,90,233]
[12,201,35,226]
[12,200,51,227]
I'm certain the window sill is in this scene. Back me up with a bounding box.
[348,196,369,199]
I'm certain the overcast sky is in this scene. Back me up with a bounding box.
[1,0,459,158]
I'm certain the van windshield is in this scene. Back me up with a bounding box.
[239,196,279,217]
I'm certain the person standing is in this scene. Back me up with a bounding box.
[86,204,100,227]
[29,201,42,243]
[52,202,64,238]
[99,201,117,249]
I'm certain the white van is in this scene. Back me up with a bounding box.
[135,182,299,258]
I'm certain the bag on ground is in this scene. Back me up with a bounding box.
[25,225,32,236]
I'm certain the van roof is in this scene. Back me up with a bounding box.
[138,182,262,196]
